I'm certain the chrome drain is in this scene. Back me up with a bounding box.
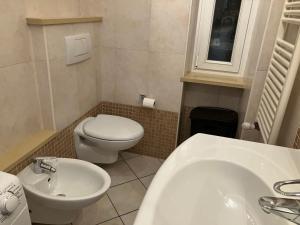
[56,193,66,197]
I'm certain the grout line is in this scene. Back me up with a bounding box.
[106,192,121,217]
[119,209,139,217]
[121,153,160,189]
[119,210,139,225]
[119,217,125,225]
[140,176,153,189]
[101,153,160,223]
[109,178,139,189]
[139,173,156,180]
[96,216,121,225]
[120,209,138,217]
[0,60,31,69]
[119,216,126,225]
[122,157,147,190]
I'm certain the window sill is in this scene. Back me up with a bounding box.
[180,72,252,89]
[0,130,57,172]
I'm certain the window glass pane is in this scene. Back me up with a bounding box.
[207,0,242,62]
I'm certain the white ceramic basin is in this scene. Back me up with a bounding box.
[135,134,300,225]
[18,158,111,224]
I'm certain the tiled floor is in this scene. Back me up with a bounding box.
[72,152,163,225]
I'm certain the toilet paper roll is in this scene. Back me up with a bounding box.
[142,97,156,109]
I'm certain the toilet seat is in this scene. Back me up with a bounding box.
[83,114,144,141]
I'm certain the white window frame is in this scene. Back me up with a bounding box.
[192,0,254,73]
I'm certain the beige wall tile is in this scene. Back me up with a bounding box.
[183,84,220,107]
[56,0,81,17]
[149,0,191,54]
[92,0,116,48]
[45,24,74,60]
[45,22,97,60]
[148,52,185,112]
[49,59,80,130]
[243,70,267,122]
[257,0,284,71]
[93,23,103,49]
[34,60,54,130]
[0,63,41,154]
[25,0,80,17]
[0,0,31,67]
[114,0,151,50]
[240,70,267,141]
[114,49,149,106]
[181,84,242,142]
[96,0,192,113]
[218,88,242,112]
[244,0,271,77]
[76,57,98,115]
[95,47,102,102]
[30,26,47,61]
[25,0,57,17]
[80,0,104,16]
[100,47,116,102]
[34,22,100,131]
[72,22,98,49]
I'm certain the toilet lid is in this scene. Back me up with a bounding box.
[83,114,144,141]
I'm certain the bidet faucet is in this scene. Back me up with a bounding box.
[32,157,57,174]
[259,179,300,224]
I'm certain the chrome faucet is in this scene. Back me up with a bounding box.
[32,157,57,174]
[259,179,300,224]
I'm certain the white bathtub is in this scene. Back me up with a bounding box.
[134,134,300,225]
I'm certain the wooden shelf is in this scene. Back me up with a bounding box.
[26,16,103,26]
[181,72,251,89]
[0,130,57,171]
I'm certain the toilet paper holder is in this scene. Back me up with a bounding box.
[139,94,146,104]
[139,94,156,109]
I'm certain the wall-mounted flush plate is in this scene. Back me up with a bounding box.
[65,33,91,65]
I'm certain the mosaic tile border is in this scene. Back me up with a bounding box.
[293,128,300,149]
[8,102,179,174]
[178,106,194,144]
[101,102,179,159]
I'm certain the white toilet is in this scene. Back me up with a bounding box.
[74,114,144,163]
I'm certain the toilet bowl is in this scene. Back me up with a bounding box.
[74,114,144,163]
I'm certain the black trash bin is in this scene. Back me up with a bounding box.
[189,107,238,138]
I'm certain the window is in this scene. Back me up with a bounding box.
[193,0,253,73]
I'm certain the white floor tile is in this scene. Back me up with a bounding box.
[107,180,146,215]
[140,175,155,188]
[73,194,118,225]
[126,155,162,178]
[120,151,140,160]
[102,160,137,187]
[121,210,138,225]
[100,217,124,225]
